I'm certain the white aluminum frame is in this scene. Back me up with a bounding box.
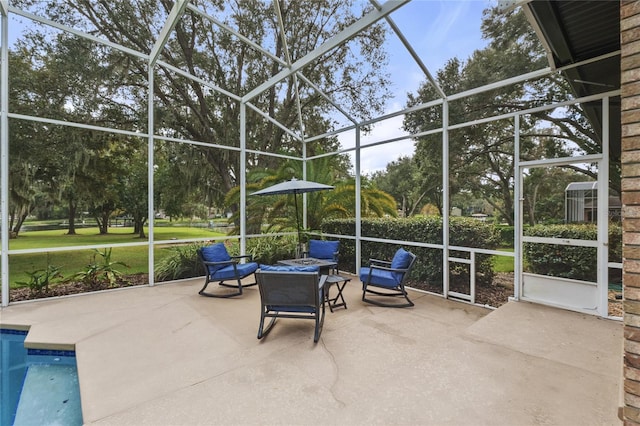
[1,1,9,307]
[514,96,613,317]
[0,1,620,317]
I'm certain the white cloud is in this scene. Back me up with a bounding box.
[423,1,471,48]
[338,113,414,176]
[337,1,492,176]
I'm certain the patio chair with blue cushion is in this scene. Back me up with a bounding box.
[196,243,259,298]
[360,248,416,308]
[256,265,326,343]
[304,239,340,273]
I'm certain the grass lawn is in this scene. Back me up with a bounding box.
[492,248,514,273]
[8,226,228,287]
[10,226,228,250]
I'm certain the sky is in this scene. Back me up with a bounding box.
[346,0,494,175]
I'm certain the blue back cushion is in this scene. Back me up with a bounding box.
[260,264,320,273]
[201,243,231,263]
[390,248,413,270]
[309,240,339,260]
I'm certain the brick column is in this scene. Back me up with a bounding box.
[623,1,640,424]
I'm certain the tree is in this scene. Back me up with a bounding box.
[8,24,146,236]
[402,6,611,225]
[522,162,592,225]
[7,50,63,236]
[118,149,149,238]
[370,156,427,217]
[224,157,396,236]
[20,0,393,219]
[403,58,468,216]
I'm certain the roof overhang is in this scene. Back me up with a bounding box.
[523,0,621,160]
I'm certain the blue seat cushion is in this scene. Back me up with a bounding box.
[259,264,320,272]
[360,267,401,287]
[390,248,413,270]
[308,240,339,260]
[208,262,258,279]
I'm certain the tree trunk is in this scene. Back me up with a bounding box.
[9,208,16,233]
[11,211,29,237]
[67,196,77,235]
[95,213,109,234]
[137,218,146,239]
[132,213,146,238]
[408,192,427,217]
[10,203,33,237]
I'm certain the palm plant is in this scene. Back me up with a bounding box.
[224,158,397,236]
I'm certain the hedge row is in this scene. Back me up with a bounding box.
[154,220,621,290]
[523,223,622,282]
[494,224,533,247]
[321,217,500,286]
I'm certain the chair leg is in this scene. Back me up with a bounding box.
[199,273,259,298]
[314,300,326,343]
[257,310,277,340]
[199,277,242,298]
[362,283,414,308]
[219,277,257,289]
[198,277,212,295]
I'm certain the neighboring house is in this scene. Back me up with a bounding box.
[564,182,621,223]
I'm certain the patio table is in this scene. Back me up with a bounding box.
[277,257,336,276]
[323,274,350,312]
[277,257,348,312]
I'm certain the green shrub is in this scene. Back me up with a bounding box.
[16,264,64,297]
[494,224,534,248]
[523,223,622,281]
[322,217,499,286]
[609,222,622,263]
[246,234,298,264]
[495,225,514,247]
[155,243,204,281]
[153,237,299,282]
[72,248,129,290]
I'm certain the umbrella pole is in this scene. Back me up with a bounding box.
[294,192,301,243]
[294,192,302,256]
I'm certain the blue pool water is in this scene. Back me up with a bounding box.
[0,329,83,425]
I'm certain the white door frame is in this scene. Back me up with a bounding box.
[514,98,610,317]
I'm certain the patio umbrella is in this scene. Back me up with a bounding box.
[251,178,334,248]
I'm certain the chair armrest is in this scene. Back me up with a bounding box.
[369,258,392,267]
[232,254,254,262]
[369,263,408,273]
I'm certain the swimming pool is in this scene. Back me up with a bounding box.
[0,329,83,425]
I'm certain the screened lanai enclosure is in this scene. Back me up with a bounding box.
[0,0,622,317]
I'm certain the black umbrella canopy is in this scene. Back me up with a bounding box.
[250,178,335,248]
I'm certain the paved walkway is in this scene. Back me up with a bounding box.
[1,275,623,425]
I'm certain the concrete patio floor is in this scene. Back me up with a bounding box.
[1,274,623,425]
